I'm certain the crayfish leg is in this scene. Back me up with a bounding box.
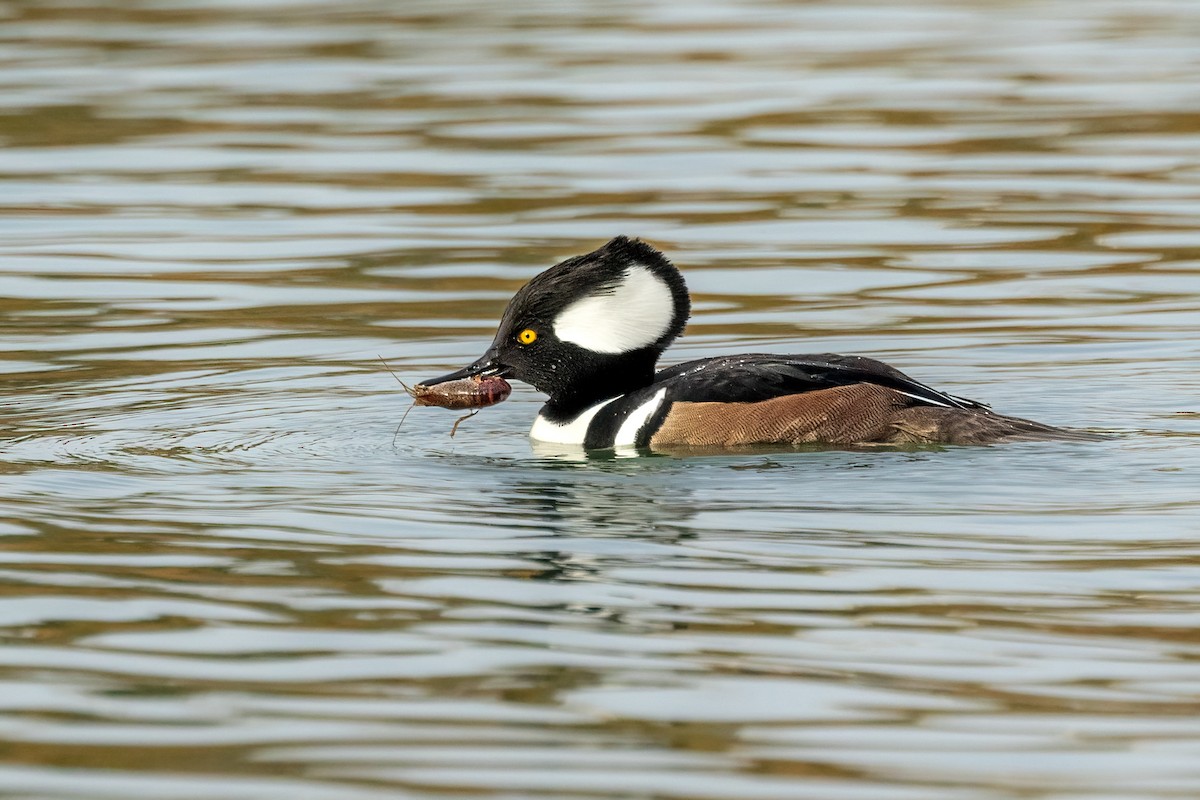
[450,409,480,438]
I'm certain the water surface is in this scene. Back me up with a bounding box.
[2,1,1199,798]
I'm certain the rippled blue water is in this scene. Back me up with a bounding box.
[1,1,1199,798]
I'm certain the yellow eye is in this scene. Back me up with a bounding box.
[517,328,538,345]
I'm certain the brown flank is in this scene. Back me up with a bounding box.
[648,384,1095,448]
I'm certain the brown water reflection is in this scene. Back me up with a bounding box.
[2,1,1200,799]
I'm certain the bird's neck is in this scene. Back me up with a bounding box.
[540,354,658,423]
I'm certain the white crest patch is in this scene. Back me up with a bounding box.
[552,265,675,354]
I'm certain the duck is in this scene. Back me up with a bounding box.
[422,236,1096,449]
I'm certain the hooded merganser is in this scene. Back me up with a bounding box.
[423,236,1096,449]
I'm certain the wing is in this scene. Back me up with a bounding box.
[581,352,991,449]
[652,353,990,411]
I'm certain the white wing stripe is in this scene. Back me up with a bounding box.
[613,389,667,447]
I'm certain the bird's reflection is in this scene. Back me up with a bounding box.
[498,446,701,592]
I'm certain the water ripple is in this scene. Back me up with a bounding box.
[2,1,1199,799]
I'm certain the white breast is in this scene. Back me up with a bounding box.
[529,397,617,445]
[529,390,669,448]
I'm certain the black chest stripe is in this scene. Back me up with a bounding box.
[583,389,671,449]
[637,398,674,447]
